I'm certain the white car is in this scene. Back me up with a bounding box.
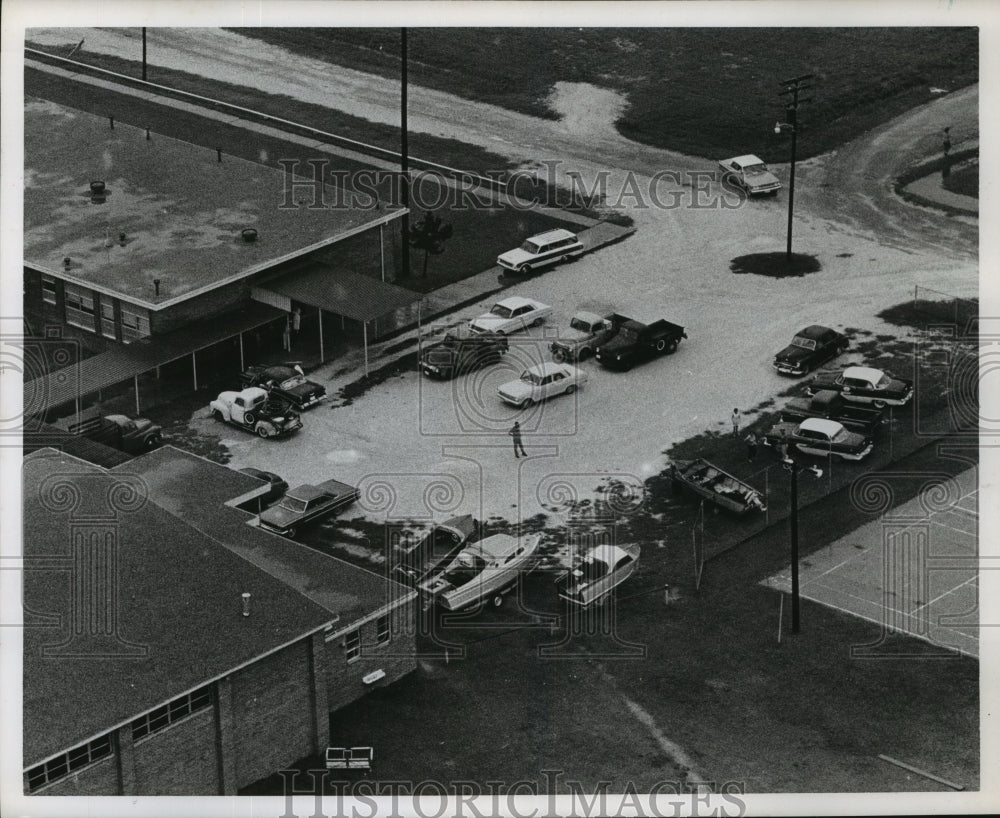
[718,154,782,195]
[497,362,588,408]
[497,228,584,274]
[469,296,553,335]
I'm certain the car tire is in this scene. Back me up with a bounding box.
[244,411,256,426]
[285,527,297,539]
[517,264,531,275]
[520,398,532,409]
[256,424,270,438]
[531,318,544,327]
[211,408,223,421]
[564,385,576,396]
[145,434,162,450]
[873,400,887,409]
[492,594,504,608]
[578,348,591,361]
[552,350,567,363]
[655,339,667,353]
[665,340,678,355]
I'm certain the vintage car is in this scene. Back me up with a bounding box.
[239,363,326,410]
[209,387,302,438]
[780,390,884,436]
[763,417,874,461]
[671,459,767,515]
[550,311,616,362]
[556,543,641,608]
[418,326,508,379]
[497,228,584,274]
[717,154,782,195]
[807,365,914,408]
[469,296,553,335]
[238,467,289,505]
[391,514,478,587]
[257,478,360,537]
[772,325,849,376]
[419,533,542,611]
[497,362,588,408]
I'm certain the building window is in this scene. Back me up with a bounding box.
[344,629,361,662]
[131,685,213,742]
[376,615,391,645]
[41,276,57,306]
[100,301,117,339]
[120,305,150,343]
[26,734,113,792]
[63,284,95,331]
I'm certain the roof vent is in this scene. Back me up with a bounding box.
[153,279,161,297]
[241,228,258,243]
[90,180,106,195]
[63,257,72,269]
[242,592,251,617]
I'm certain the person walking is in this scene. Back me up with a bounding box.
[509,421,528,458]
[745,431,758,463]
[731,408,741,438]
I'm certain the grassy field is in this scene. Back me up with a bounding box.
[238,27,978,161]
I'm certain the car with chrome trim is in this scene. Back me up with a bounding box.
[807,365,913,408]
[469,296,553,335]
[718,154,782,195]
[419,326,508,379]
[257,477,360,537]
[550,311,616,362]
[497,228,584,274]
[497,362,588,408]
[763,417,874,461]
[209,387,302,438]
[239,363,326,410]
[773,325,849,376]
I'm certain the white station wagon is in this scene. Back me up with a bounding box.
[469,296,553,335]
[497,362,588,408]
[497,228,584,274]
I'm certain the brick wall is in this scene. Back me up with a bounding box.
[131,708,221,795]
[324,599,417,714]
[230,638,322,787]
[150,280,250,335]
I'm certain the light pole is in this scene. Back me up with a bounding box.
[782,455,822,633]
[775,74,813,262]
[400,28,410,278]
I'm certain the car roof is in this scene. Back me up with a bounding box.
[495,296,538,309]
[799,417,845,436]
[843,365,885,382]
[529,228,577,242]
[264,365,298,377]
[729,154,766,166]
[572,310,607,324]
[286,484,328,501]
[239,386,269,400]
[796,325,836,339]
[525,361,573,377]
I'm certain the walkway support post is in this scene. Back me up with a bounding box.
[363,322,369,378]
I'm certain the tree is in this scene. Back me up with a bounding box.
[408,210,454,278]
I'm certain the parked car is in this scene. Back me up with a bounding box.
[54,409,162,454]
[780,389,884,436]
[807,365,914,408]
[419,533,542,610]
[257,478,360,537]
[238,467,289,506]
[556,544,641,608]
[763,417,874,461]
[717,154,782,195]
[772,325,849,376]
[240,363,326,410]
[594,315,687,370]
[419,327,508,379]
[210,387,302,438]
[391,514,478,587]
[670,458,767,515]
[497,362,588,408]
[550,311,616,362]
[497,228,584,274]
[469,296,553,335]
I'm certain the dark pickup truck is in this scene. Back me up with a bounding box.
[780,390,884,436]
[54,410,163,454]
[419,326,508,379]
[594,315,687,370]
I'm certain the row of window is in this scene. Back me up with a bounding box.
[332,614,392,661]
[26,734,113,792]
[131,686,213,741]
[44,277,150,342]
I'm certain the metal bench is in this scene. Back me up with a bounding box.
[325,746,373,770]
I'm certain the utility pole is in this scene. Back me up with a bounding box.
[142,28,147,82]
[400,28,410,278]
[777,74,813,261]
[783,455,822,635]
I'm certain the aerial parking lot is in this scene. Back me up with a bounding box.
[17,19,985,805]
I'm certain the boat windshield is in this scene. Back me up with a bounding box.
[580,559,610,582]
[443,551,486,586]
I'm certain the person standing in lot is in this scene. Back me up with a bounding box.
[509,421,528,458]
[745,431,758,463]
[731,408,741,438]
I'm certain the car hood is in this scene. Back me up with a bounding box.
[471,316,507,331]
[498,248,535,266]
[598,335,632,353]
[744,169,780,188]
[498,380,533,400]
[420,342,457,366]
[285,382,325,399]
[555,327,590,344]
[774,344,812,363]
[258,504,301,528]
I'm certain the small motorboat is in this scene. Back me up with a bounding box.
[556,543,641,607]
[670,458,767,515]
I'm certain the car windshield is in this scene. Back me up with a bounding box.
[792,336,817,351]
[279,497,307,513]
[570,317,593,332]
[618,327,639,343]
[744,163,767,174]
[831,428,849,443]
[876,374,892,388]
[520,371,543,386]
[490,304,514,319]
[441,334,460,348]
[278,375,306,389]
[519,240,541,254]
